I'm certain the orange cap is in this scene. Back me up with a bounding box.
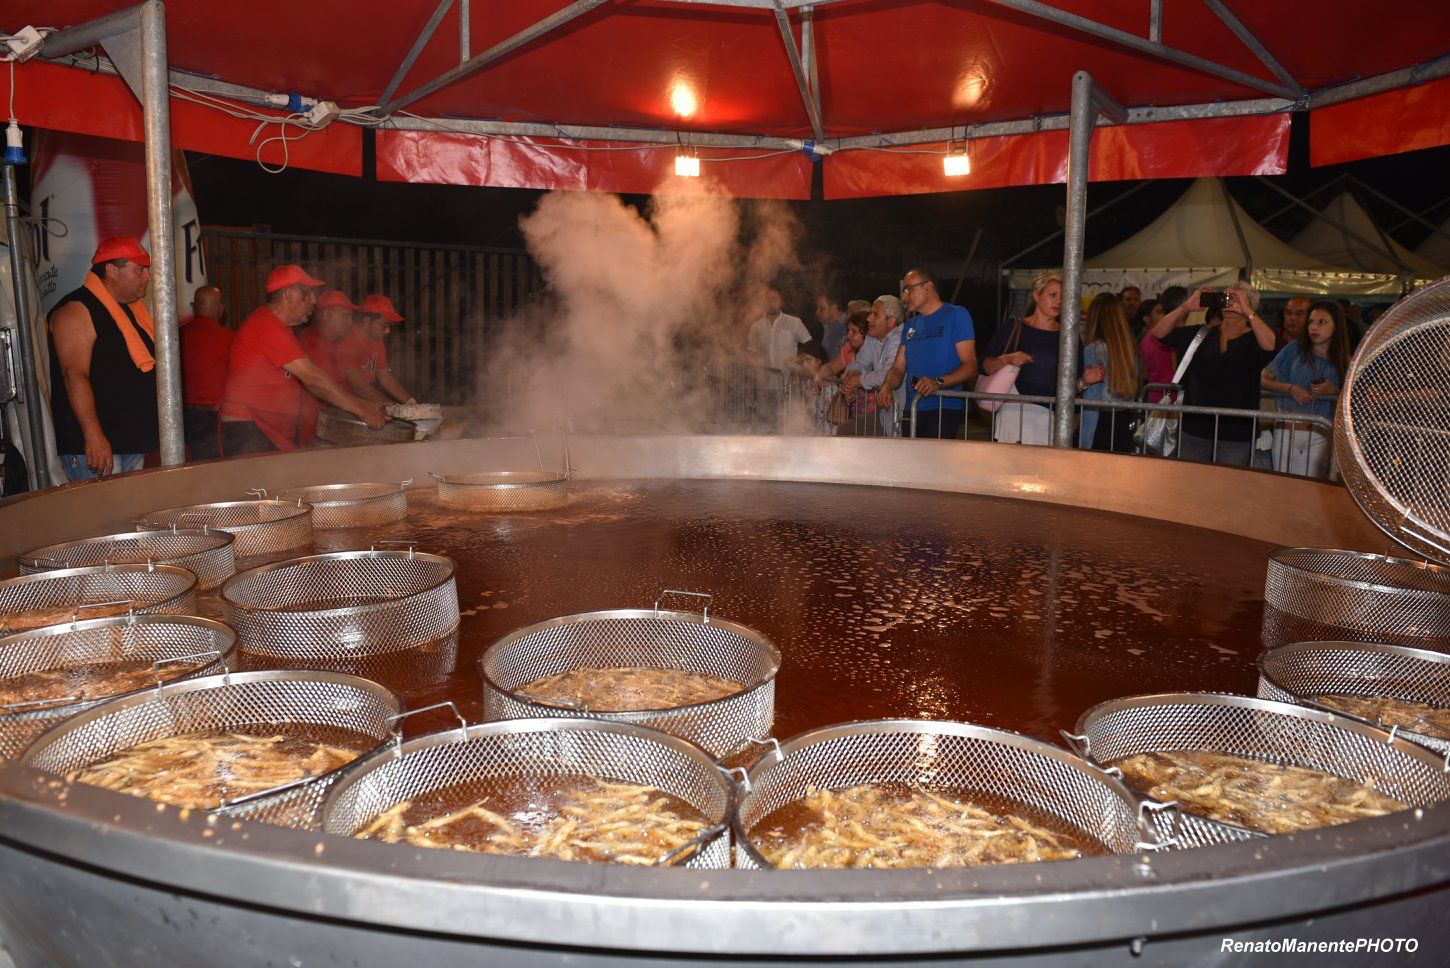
[92,236,150,267]
[265,264,327,293]
[360,294,404,323]
[316,289,360,311]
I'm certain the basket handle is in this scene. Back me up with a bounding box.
[27,556,69,568]
[218,773,318,811]
[720,765,752,794]
[152,650,225,689]
[2,694,83,713]
[654,590,712,621]
[651,821,728,867]
[1134,799,1181,852]
[71,599,135,627]
[372,540,420,559]
[399,478,415,488]
[1059,730,1091,760]
[723,735,782,768]
[246,488,269,499]
[511,689,589,714]
[386,702,468,752]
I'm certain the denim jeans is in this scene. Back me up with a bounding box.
[61,452,145,481]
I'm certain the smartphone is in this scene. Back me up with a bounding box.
[1200,290,1229,311]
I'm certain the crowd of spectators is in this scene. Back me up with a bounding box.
[744,268,1364,479]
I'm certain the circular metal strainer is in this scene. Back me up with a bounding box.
[316,407,417,446]
[263,483,411,530]
[135,499,313,558]
[1335,276,1450,564]
[18,527,236,590]
[0,564,198,636]
[1263,547,1450,642]
[0,614,236,759]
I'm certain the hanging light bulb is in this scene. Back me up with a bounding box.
[943,141,971,177]
[675,147,700,177]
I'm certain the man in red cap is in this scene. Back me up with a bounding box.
[47,236,158,479]
[218,266,385,455]
[338,294,416,406]
[179,284,232,460]
[296,289,360,446]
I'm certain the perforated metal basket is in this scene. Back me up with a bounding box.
[0,564,198,637]
[1259,641,1450,754]
[18,527,236,590]
[1071,692,1450,849]
[480,591,779,758]
[265,482,411,530]
[734,719,1163,870]
[1335,276,1450,565]
[135,499,313,558]
[1264,547,1450,641]
[21,669,401,829]
[321,712,734,869]
[432,430,570,511]
[0,614,235,759]
[316,407,417,446]
[222,548,459,660]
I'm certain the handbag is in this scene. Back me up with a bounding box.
[978,317,1024,414]
[1137,327,1208,457]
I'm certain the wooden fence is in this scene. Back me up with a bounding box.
[200,228,541,405]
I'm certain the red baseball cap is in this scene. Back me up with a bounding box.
[316,289,360,311]
[360,294,404,323]
[92,236,150,267]
[265,264,327,293]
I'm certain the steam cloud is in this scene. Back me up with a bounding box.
[478,184,802,434]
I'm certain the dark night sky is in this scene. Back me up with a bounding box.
[183,112,1450,323]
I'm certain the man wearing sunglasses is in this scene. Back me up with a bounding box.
[880,269,977,440]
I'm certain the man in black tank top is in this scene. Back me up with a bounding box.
[48,237,159,480]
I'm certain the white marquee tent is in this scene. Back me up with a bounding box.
[1291,191,1445,285]
[1416,211,1450,270]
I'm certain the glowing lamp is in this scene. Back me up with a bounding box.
[675,151,700,177]
[943,143,971,177]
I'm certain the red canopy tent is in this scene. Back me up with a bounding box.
[2,0,1448,462]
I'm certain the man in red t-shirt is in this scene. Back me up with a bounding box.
[339,294,415,406]
[218,266,385,456]
[179,284,232,460]
[297,289,360,446]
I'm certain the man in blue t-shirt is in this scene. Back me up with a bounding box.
[881,268,977,439]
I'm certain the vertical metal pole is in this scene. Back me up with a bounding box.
[3,165,52,488]
[139,0,185,465]
[1054,72,1095,448]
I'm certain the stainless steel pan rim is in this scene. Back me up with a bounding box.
[1258,640,1450,752]
[221,550,458,617]
[734,717,1158,870]
[321,714,735,868]
[1268,547,1450,598]
[481,607,782,717]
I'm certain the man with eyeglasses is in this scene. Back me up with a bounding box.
[880,268,977,440]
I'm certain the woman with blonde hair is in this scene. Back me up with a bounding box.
[1078,293,1141,451]
[981,269,1063,445]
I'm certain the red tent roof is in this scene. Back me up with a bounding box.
[6,1,1449,197]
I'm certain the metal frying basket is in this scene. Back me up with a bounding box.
[734,719,1162,870]
[1335,276,1450,565]
[222,548,459,660]
[0,614,235,759]
[321,713,734,869]
[1264,547,1450,641]
[0,564,198,636]
[432,430,570,511]
[316,407,417,446]
[135,500,313,558]
[1071,692,1450,848]
[20,669,401,829]
[18,527,236,590]
[480,591,779,758]
[263,483,411,530]
[1258,641,1450,754]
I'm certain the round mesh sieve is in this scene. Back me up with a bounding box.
[271,483,410,530]
[733,719,1155,869]
[1335,277,1450,565]
[1073,692,1450,849]
[135,500,313,558]
[1264,548,1450,641]
[1258,641,1450,754]
[432,471,569,512]
[316,407,417,446]
[480,601,779,758]
[222,549,459,660]
[0,564,198,637]
[19,528,236,590]
[320,716,734,869]
[20,669,401,829]
[0,614,236,759]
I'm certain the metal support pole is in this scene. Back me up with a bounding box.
[1054,71,1123,449]
[139,1,185,466]
[3,166,52,488]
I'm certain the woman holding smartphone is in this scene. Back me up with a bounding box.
[1260,301,1351,478]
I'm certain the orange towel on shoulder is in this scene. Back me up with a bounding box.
[82,274,156,372]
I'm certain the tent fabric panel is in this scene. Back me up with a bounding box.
[1290,192,1446,282]
[1008,266,1404,298]
[1417,213,1450,269]
[822,115,1289,200]
[1,61,362,177]
[376,130,812,200]
[1310,76,1450,167]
